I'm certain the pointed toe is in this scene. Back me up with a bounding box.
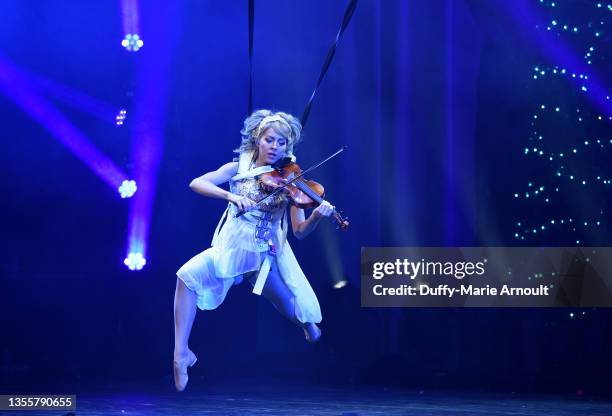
[173,350,197,392]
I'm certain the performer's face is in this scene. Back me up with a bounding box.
[258,128,288,165]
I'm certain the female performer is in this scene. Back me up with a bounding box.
[173,109,334,391]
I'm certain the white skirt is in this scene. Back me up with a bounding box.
[176,211,322,323]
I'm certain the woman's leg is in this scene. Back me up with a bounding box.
[173,277,198,391]
[173,277,197,359]
[247,259,322,342]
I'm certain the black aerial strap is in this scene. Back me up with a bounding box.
[247,0,358,124]
[300,0,358,130]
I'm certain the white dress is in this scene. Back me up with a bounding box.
[176,160,322,324]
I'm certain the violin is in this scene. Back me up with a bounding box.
[257,157,349,231]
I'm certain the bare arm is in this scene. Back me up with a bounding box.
[290,201,334,240]
[189,162,255,211]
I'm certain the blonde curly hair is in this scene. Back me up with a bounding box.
[234,109,303,158]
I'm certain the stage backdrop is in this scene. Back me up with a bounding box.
[1,0,610,395]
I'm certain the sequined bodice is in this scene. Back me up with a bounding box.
[231,176,287,213]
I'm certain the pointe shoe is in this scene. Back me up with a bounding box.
[173,350,197,392]
[303,323,322,343]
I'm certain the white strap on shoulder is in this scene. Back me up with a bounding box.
[231,150,273,181]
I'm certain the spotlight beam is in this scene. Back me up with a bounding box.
[0,56,128,190]
[26,68,121,124]
[125,3,179,268]
[120,0,140,36]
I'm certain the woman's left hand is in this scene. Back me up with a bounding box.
[313,200,334,218]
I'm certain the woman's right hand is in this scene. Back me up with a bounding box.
[228,193,256,212]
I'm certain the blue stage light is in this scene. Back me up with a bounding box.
[116,109,127,126]
[121,34,144,52]
[333,279,348,289]
[119,179,137,198]
[124,252,146,271]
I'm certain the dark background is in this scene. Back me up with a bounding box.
[1,0,610,396]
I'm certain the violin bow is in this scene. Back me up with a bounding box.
[234,145,347,218]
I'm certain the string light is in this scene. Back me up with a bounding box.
[513,1,610,245]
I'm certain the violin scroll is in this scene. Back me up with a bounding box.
[333,210,349,231]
